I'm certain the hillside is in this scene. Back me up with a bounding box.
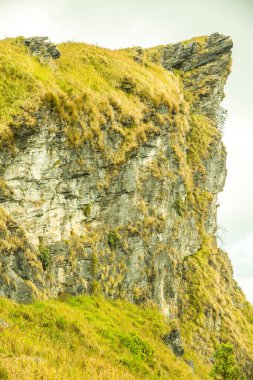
[0,34,252,379]
[0,295,212,380]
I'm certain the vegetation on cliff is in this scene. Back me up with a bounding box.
[0,37,180,162]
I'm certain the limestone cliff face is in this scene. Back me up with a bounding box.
[0,33,228,304]
[0,33,253,376]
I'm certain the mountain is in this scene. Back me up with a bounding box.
[0,34,252,379]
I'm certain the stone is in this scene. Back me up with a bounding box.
[162,329,185,357]
[161,33,233,123]
[162,33,232,73]
[24,37,61,61]
[162,42,198,70]
[0,318,9,330]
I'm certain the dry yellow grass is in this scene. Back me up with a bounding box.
[0,37,181,158]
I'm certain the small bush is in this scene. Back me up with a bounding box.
[119,332,154,361]
[90,280,101,295]
[119,77,137,94]
[38,246,52,270]
[0,367,9,380]
[56,316,68,331]
[174,197,186,216]
[210,343,243,380]
[83,204,91,218]
[108,231,120,249]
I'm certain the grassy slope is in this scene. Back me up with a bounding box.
[0,38,180,159]
[181,242,253,373]
[0,295,209,380]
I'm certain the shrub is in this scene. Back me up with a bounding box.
[108,231,120,249]
[119,77,137,94]
[173,197,186,216]
[119,332,154,361]
[0,367,9,380]
[38,246,52,270]
[210,343,243,380]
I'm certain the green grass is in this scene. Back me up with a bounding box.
[0,295,210,380]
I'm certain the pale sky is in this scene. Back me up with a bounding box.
[0,0,252,303]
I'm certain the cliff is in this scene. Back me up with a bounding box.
[0,34,252,379]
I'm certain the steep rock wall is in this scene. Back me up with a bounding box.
[0,34,228,307]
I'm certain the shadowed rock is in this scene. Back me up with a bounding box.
[162,329,184,357]
[24,36,61,61]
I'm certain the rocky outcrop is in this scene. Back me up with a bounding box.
[161,33,232,120]
[162,328,185,357]
[24,37,61,61]
[162,33,232,72]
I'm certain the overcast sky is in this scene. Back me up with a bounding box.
[0,0,252,303]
